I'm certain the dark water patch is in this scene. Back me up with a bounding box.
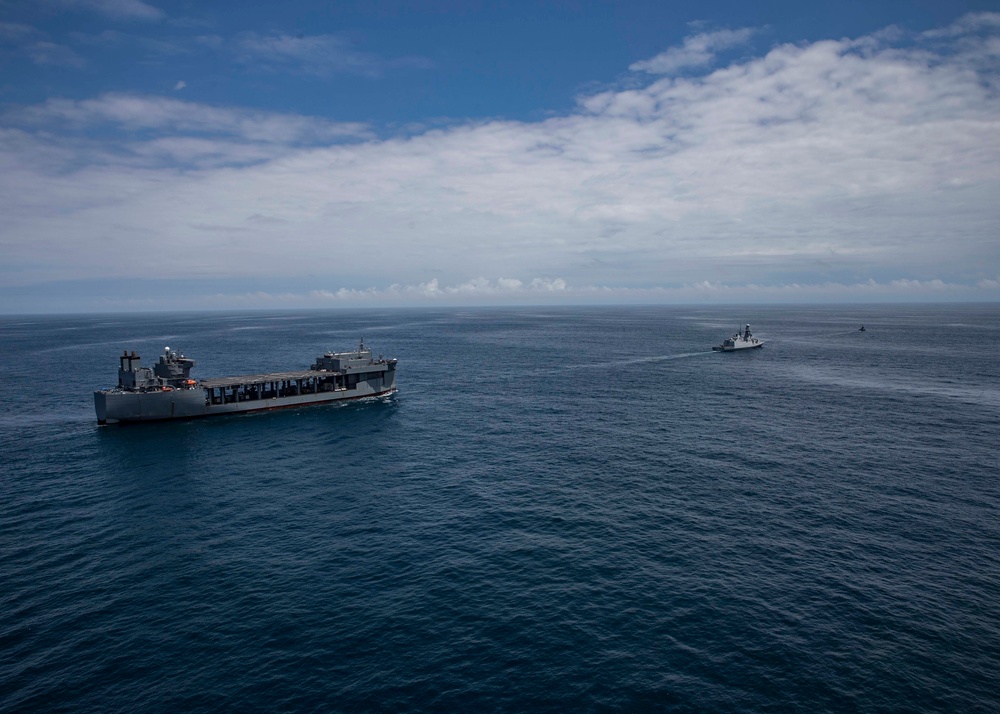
[2,305,999,712]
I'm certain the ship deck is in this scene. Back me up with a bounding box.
[199,369,324,389]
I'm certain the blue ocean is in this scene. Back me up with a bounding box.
[2,305,998,712]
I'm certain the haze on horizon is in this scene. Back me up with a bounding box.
[1,1,999,313]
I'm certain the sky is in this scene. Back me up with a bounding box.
[1,0,999,312]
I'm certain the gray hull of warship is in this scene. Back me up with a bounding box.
[712,324,764,351]
[95,341,397,424]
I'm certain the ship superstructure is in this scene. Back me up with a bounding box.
[95,341,397,424]
[712,324,764,352]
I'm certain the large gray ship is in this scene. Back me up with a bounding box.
[95,340,397,424]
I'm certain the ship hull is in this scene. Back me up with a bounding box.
[712,342,764,352]
[95,384,395,425]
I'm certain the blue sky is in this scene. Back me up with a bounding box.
[1,0,999,312]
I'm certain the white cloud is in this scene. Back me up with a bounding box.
[25,40,86,68]
[922,11,1000,38]
[71,275,1000,312]
[417,279,442,297]
[7,93,370,145]
[630,27,756,74]
[310,278,545,300]
[173,80,186,91]
[1,14,999,306]
[530,278,568,292]
[0,22,37,42]
[68,28,193,56]
[59,0,164,21]
[233,32,433,77]
[0,22,86,68]
[497,278,524,291]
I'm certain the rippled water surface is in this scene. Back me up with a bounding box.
[2,305,999,712]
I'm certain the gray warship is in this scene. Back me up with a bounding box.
[712,324,764,351]
[94,340,397,424]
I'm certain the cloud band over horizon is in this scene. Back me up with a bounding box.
[1,12,999,311]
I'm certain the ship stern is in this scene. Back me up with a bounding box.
[386,358,398,392]
[94,391,109,425]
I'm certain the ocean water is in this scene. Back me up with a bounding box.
[1,304,998,712]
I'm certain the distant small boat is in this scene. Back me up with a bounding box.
[859,325,866,332]
[713,324,764,351]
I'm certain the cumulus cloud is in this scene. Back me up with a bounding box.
[1,14,999,305]
[81,275,1000,312]
[311,277,565,301]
